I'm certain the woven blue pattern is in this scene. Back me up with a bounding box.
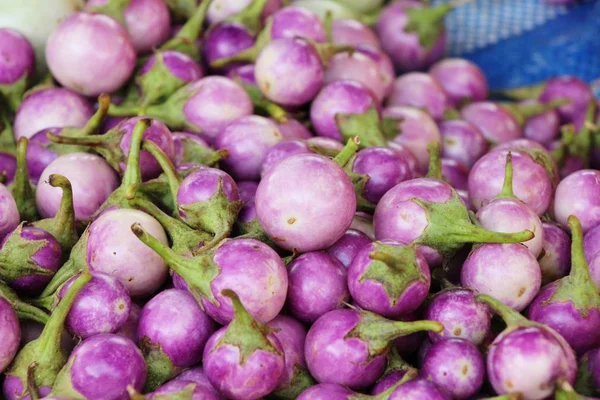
[432,0,600,95]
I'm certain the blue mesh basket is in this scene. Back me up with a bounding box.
[432,0,600,96]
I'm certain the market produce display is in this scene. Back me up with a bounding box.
[0,0,598,399]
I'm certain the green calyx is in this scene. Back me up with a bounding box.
[493,82,546,101]
[344,163,375,214]
[176,136,228,167]
[140,337,184,392]
[6,273,91,397]
[131,223,220,305]
[335,106,390,148]
[136,52,188,109]
[87,0,131,26]
[0,109,16,155]
[9,138,38,221]
[333,137,361,167]
[217,289,281,364]
[358,242,429,307]
[404,3,453,50]
[381,340,413,376]
[0,281,49,323]
[309,40,354,65]
[269,364,317,400]
[154,385,196,400]
[0,72,29,113]
[38,228,90,299]
[0,223,53,283]
[130,194,210,257]
[425,141,443,180]
[361,368,420,400]
[164,0,198,20]
[553,100,597,170]
[412,189,534,260]
[33,174,79,252]
[556,381,588,400]
[574,353,596,396]
[225,0,270,36]
[236,79,288,123]
[143,84,202,132]
[235,217,279,250]
[516,146,560,187]
[210,18,273,69]
[499,98,570,127]
[344,308,443,360]
[159,0,212,60]
[546,216,600,316]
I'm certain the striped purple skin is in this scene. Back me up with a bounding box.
[554,170,600,233]
[539,76,593,123]
[327,229,372,268]
[421,338,485,399]
[227,64,256,86]
[440,120,488,169]
[371,371,406,395]
[0,28,35,85]
[0,184,18,242]
[8,227,62,295]
[14,88,93,140]
[388,72,451,122]
[203,22,255,70]
[203,327,285,400]
[260,139,311,177]
[297,383,354,400]
[286,252,350,323]
[114,303,141,342]
[139,51,203,83]
[441,159,469,190]
[176,168,239,218]
[268,315,309,391]
[389,379,450,400]
[521,99,560,145]
[28,128,60,183]
[539,223,571,284]
[138,289,216,367]
[173,366,220,396]
[0,152,16,185]
[0,298,19,373]
[332,19,380,48]
[429,58,489,106]
[271,6,327,42]
[461,101,523,144]
[58,272,132,339]
[255,38,324,107]
[172,132,211,166]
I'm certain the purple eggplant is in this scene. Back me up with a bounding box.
[424,287,491,345]
[332,19,380,48]
[539,76,594,123]
[276,118,313,140]
[555,170,600,233]
[260,139,312,177]
[172,366,221,397]
[46,12,136,96]
[0,297,20,373]
[149,379,221,400]
[540,222,572,284]
[115,302,141,342]
[271,6,327,42]
[203,22,255,72]
[203,290,285,400]
[304,307,442,389]
[327,228,372,268]
[138,289,216,390]
[172,132,225,167]
[388,72,451,122]
[0,182,19,241]
[429,58,489,106]
[286,251,350,323]
[521,100,561,145]
[440,120,488,168]
[0,28,35,111]
[370,346,413,395]
[528,215,600,355]
[441,158,469,190]
[347,240,431,318]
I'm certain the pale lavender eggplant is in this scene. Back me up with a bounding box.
[522,99,561,145]
[376,0,445,72]
[255,153,356,252]
[539,76,594,123]
[554,170,600,233]
[461,101,522,143]
[389,378,450,400]
[6,227,62,295]
[0,298,20,373]
[286,251,350,323]
[88,209,169,297]
[0,153,16,185]
[49,334,147,400]
[28,128,60,182]
[493,138,547,152]
[585,224,600,265]
[0,29,35,85]
[87,0,171,53]
[260,139,312,177]
[173,366,220,396]
[116,117,176,180]
[468,149,553,215]
[385,106,441,172]
[354,45,396,97]
[202,292,285,400]
[310,80,377,141]
[306,137,344,152]
[324,50,391,104]
[172,132,212,165]
[371,372,406,395]
[540,222,571,284]
[297,383,354,400]
[0,184,19,241]
[255,38,324,106]
[14,88,93,140]
[138,289,216,389]
[477,198,544,256]
[114,302,141,342]
[387,72,451,121]
[271,6,327,42]
[347,241,431,318]
[439,120,488,168]
[36,153,119,221]
[388,141,422,178]
[429,58,488,105]
[304,308,442,389]
[150,380,220,400]
[441,158,469,190]
[139,50,204,84]
[421,338,485,399]
[352,147,413,204]
[276,118,313,140]
[237,181,258,203]
[203,22,255,69]
[332,19,380,48]
[424,288,491,345]
[227,64,257,86]
[46,12,136,96]
[182,76,253,139]
[461,243,541,311]
[327,228,372,268]
[214,115,282,181]
[58,272,131,338]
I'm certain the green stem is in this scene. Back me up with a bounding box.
[210,18,273,69]
[77,94,111,137]
[27,362,40,400]
[11,137,37,221]
[226,0,269,35]
[366,368,419,400]
[122,119,150,188]
[425,141,442,179]
[160,0,212,53]
[567,216,598,294]
[87,0,131,25]
[142,140,181,211]
[131,223,195,273]
[27,295,56,313]
[107,103,141,117]
[312,42,354,64]
[333,137,360,167]
[222,289,255,330]
[36,273,91,364]
[324,11,333,43]
[0,281,49,323]
[457,222,534,244]
[476,294,528,327]
[497,152,515,199]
